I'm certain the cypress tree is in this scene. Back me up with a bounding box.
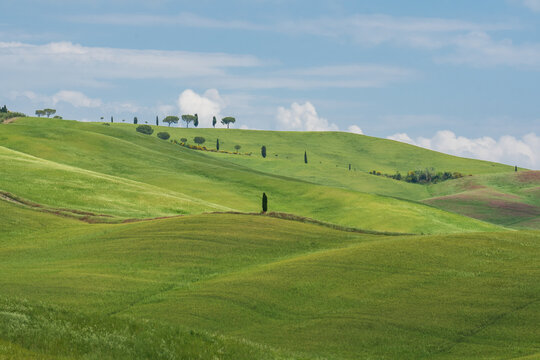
[212,116,217,128]
[349,163,351,171]
[304,151,308,164]
[134,117,138,124]
[262,192,268,213]
[156,116,159,126]
[111,116,113,123]
[261,145,267,158]
[515,165,518,172]
[194,114,199,127]
[216,138,220,150]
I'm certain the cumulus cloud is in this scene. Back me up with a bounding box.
[276,102,338,131]
[347,125,364,134]
[10,89,102,107]
[177,89,225,127]
[388,130,540,169]
[52,90,102,107]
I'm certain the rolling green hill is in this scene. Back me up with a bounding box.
[1,117,539,359]
[0,199,538,359]
[0,117,522,233]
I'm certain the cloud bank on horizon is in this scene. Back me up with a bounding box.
[388,131,540,169]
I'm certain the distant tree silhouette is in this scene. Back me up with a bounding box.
[134,117,138,124]
[261,145,267,158]
[216,138,220,150]
[221,116,236,129]
[0,105,7,113]
[156,116,159,126]
[515,165,518,172]
[193,114,199,127]
[35,110,44,117]
[163,115,179,127]
[304,151,308,164]
[212,116,217,128]
[262,192,268,213]
[349,164,351,171]
[43,109,56,118]
[234,144,241,153]
[180,138,187,143]
[111,116,113,123]
[181,114,196,128]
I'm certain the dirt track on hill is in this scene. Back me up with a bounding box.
[1,117,20,124]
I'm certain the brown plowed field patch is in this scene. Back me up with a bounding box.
[517,170,540,183]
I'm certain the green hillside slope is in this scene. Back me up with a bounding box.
[130,124,515,200]
[0,200,538,359]
[0,118,509,233]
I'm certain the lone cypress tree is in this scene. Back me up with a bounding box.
[194,114,199,127]
[515,165,518,172]
[261,145,267,158]
[216,138,220,150]
[111,116,113,123]
[262,192,268,213]
[212,116,217,128]
[349,163,351,171]
[156,116,159,126]
[304,151,308,164]
[134,117,138,124]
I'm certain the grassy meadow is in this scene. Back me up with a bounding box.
[1,117,539,359]
[0,118,517,233]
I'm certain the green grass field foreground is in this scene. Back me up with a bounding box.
[0,200,539,359]
[1,117,539,359]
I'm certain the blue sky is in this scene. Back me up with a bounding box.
[1,0,539,168]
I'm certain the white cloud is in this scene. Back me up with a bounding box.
[276,102,338,132]
[388,130,540,169]
[157,104,177,117]
[521,0,540,11]
[0,41,262,88]
[9,89,141,114]
[347,125,364,134]
[279,15,510,49]
[52,90,102,107]
[69,12,265,31]
[211,64,413,90]
[387,132,415,144]
[441,31,540,68]
[177,89,225,127]
[70,13,511,50]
